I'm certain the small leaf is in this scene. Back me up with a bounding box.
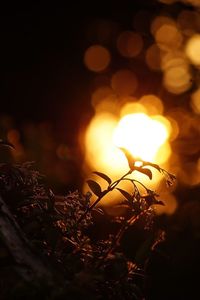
[93,171,112,184]
[134,167,152,180]
[87,180,102,197]
[0,140,15,149]
[169,173,176,181]
[116,188,133,203]
[119,147,137,170]
[142,195,154,206]
[166,180,173,187]
[143,195,164,206]
[143,161,161,172]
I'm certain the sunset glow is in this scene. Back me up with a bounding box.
[84,110,172,182]
[112,113,170,162]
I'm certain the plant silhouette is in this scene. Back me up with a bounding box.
[0,143,176,299]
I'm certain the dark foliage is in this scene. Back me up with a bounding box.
[0,148,177,299]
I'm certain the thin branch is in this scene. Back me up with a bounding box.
[77,170,132,224]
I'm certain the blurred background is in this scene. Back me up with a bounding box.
[0,0,199,214]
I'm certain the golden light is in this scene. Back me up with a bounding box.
[165,116,180,141]
[185,34,200,66]
[112,113,170,162]
[84,112,125,174]
[117,31,143,58]
[120,101,147,117]
[111,69,138,96]
[163,65,192,94]
[139,95,164,115]
[91,86,119,114]
[160,50,192,93]
[155,24,183,51]
[84,109,172,175]
[191,88,200,114]
[161,50,188,71]
[145,44,161,71]
[91,86,113,108]
[83,108,174,213]
[151,16,176,36]
[84,45,111,72]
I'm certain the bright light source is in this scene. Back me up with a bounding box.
[83,110,172,191]
[185,34,200,65]
[112,113,169,162]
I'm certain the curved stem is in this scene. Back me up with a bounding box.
[77,170,132,224]
[109,170,132,189]
[131,179,149,191]
[120,178,148,191]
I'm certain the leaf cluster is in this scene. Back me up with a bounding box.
[0,147,176,299]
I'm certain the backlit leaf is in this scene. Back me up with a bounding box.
[87,180,102,197]
[134,167,152,180]
[168,173,176,181]
[143,161,161,172]
[166,180,173,187]
[119,147,137,170]
[93,171,112,184]
[116,188,133,203]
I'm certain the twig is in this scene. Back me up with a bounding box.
[77,170,132,224]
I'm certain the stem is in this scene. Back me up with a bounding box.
[77,193,105,224]
[77,170,132,224]
[109,170,132,190]
[106,208,150,256]
[121,178,148,191]
[131,179,150,191]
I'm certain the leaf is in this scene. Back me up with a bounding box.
[134,167,152,180]
[143,161,161,172]
[119,147,137,170]
[93,171,112,184]
[116,188,133,203]
[0,140,15,149]
[142,195,154,206]
[166,180,173,187]
[143,195,164,206]
[168,173,176,181]
[87,180,102,197]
